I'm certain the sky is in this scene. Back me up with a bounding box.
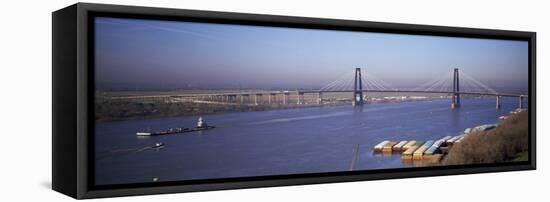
[94,17,529,92]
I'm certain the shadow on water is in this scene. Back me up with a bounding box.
[451,106,462,127]
[353,104,364,113]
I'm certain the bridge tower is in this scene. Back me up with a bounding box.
[451,68,461,109]
[353,68,364,106]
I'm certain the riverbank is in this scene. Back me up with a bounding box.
[443,110,529,165]
[95,99,344,121]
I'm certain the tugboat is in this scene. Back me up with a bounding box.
[197,117,207,128]
[136,117,216,136]
[194,116,216,131]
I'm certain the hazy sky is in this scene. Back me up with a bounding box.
[95,17,528,91]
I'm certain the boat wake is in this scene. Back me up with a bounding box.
[250,111,352,125]
[96,143,165,161]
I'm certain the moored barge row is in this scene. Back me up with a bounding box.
[372,121,501,163]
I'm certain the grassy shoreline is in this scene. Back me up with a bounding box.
[443,110,529,165]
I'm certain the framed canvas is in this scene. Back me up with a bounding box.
[52,3,536,199]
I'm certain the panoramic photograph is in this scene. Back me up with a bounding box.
[93,17,529,185]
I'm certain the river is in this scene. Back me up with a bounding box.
[95,97,525,185]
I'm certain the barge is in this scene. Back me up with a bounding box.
[401,140,417,151]
[413,140,434,160]
[402,141,424,161]
[392,140,409,152]
[382,141,398,153]
[136,117,215,136]
[373,140,390,152]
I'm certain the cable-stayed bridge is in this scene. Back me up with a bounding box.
[301,68,527,109]
[111,68,528,109]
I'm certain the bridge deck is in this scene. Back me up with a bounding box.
[106,89,527,100]
[298,90,527,97]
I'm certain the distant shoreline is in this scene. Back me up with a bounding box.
[95,100,348,122]
[95,95,448,122]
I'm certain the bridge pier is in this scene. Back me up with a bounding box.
[297,92,304,104]
[451,95,461,109]
[254,94,263,105]
[240,94,249,104]
[317,92,323,104]
[227,94,236,103]
[269,93,276,104]
[283,92,289,105]
[518,95,524,109]
[496,96,501,110]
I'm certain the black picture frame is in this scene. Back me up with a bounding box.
[52,3,536,199]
